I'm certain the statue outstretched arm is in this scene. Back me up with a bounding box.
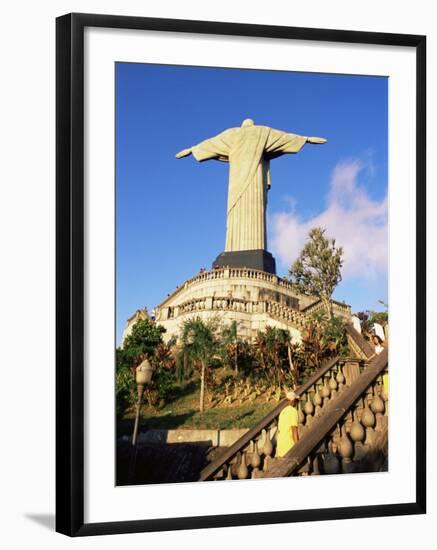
[177,128,237,162]
[265,128,327,158]
[307,137,327,144]
[175,148,193,159]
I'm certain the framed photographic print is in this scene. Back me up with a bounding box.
[56,13,426,536]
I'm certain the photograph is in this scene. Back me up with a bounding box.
[115,62,389,486]
[0,0,430,544]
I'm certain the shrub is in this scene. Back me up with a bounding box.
[115,363,136,418]
[115,318,176,416]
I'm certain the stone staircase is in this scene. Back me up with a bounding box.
[266,298,375,360]
[265,300,312,329]
[200,348,388,481]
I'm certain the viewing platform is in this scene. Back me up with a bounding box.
[155,267,351,342]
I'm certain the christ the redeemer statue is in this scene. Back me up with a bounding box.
[176,118,326,274]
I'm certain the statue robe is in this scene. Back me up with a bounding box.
[191,125,308,252]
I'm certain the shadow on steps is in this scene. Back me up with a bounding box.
[116,439,217,485]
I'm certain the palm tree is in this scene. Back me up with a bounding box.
[255,326,292,387]
[266,327,288,387]
[221,320,240,374]
[254,330,269,380]
[179,317,219,413]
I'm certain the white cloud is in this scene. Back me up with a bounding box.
[270,159,388,281]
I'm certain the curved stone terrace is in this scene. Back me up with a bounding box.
[159,266,299,308]
[158,266,351,320]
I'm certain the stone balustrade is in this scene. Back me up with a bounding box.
[199,355,345,481]
[302,298,351,317]
[345,323,376,360]
[266,349,388,478]
[167,296,308,328]
[266,301,309,328]
[290,368,388,476]
[161,294,314,331]
[154,267,352,346]
[200,350,388,481]
[156,268,351,335]
[158,267,297,308]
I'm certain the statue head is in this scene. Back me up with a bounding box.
[241,118,255,127]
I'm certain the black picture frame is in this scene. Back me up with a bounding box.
[56,12,426,537]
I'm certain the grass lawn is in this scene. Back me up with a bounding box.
[117,382,277,436]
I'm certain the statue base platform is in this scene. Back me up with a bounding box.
[130,268,351,346]
[212,249,276,274]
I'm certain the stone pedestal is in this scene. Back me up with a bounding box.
[212,249,276,274]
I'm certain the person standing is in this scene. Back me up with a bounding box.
[372,334,388,398]
[276,390,300,458]
[372,334,385,354]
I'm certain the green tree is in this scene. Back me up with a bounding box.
[297,311,348,379]
[115,318,167,416]
[289,227,343,319]
[179,316,220,413]
[152,341,177,404]
[118,318,166,368]
[115,357,136,418]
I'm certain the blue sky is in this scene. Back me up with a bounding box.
[116,63,388,343]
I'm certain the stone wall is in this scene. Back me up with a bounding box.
[120,268,352,346]
[158,267,315,310]
[152,267,350,343]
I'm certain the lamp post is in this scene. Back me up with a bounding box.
[131,355,154,447]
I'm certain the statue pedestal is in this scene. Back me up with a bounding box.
[212,249,276,274]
